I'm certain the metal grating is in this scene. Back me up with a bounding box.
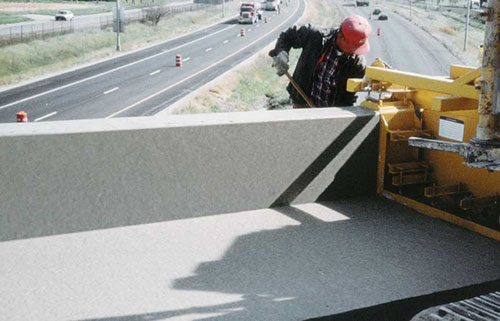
[412,292,500,321]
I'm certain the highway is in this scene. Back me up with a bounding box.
[0,0,306,123]
[337,2,460,75]
[0,0,461,123]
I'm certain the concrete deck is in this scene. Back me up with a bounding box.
[1,197,499,321]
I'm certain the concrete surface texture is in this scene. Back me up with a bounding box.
[0,107,378,241]
[0,197,499,321]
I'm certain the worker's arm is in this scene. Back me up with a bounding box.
[268,24,318,57]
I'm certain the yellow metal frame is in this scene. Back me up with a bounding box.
[383,192,500,242]
[348,63,500,241]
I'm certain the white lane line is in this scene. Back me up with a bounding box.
[103,87,119,95]
[223,40,229,44]
[34,111,57,122]
[248,28,252,31]
[149,69,161,76]
[184,57,191,62]
[0,24,235,112]
[205,47,213,52]
[107,0,302,119]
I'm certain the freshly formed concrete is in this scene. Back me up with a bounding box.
[0,197,499,321]
[0,107,378,241]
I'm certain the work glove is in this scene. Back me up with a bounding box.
[272,51,289,76]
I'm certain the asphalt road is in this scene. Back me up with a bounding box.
[0,0,305,123]
[337,2,460,75]
[0,0,461,123]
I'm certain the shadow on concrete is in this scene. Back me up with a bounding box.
[80,198,500,321]
[271,112,375,207]
[317,123,378,201]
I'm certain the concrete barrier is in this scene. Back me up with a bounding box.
[0,107,379,241]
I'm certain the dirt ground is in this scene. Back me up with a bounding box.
[0,2,98,12]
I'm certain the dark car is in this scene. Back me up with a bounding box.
[372,8,381,14]
[378,14,388,20]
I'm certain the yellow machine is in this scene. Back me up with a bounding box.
[347,1,500,241]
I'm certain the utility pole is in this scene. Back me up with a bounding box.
[464,0,471,50]
[116,0,121,51]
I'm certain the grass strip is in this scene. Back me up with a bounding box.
[0,12,32,24]
[0,1,240,87]
[175,0,341,114]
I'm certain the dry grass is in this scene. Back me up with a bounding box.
[440,26,456,35]
[173,0,341,115]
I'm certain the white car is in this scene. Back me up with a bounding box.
[55,10,74,21]
[264,0,279,10]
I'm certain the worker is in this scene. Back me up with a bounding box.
[269,15,372,108]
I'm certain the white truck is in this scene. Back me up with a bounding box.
[238,2,262,24]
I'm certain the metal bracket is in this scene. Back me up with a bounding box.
[408,137,500,171]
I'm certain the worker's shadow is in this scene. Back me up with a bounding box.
[79,198,500,321]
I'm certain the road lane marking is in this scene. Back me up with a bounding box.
[223,40,229,44]
[184,57,191,62]
[34,111,57,122]
[248,28,252,31]
[107,1,302,118]
[104,87,119,95]
[149,69,161,76]
[0,24,235,112]
[205,48,213,52]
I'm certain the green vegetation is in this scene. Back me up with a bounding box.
[0,29,115,83]
[0,12,32,24]
[0,1,240,86]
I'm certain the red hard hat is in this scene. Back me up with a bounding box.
[340,15,372,55]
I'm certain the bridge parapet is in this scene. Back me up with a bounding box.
[0,107,378,241]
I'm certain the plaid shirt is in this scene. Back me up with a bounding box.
[310,45,342,107]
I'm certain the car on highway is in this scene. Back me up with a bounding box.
[264,0,279,10]
[356,0,370,6]
[239,6,258,24]
[55,10,74,21]
[343,0,357,6]
[464,0,480,8]
[378,13,388,20]
[372,8,381,14]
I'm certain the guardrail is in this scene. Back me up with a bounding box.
[0,2,226,46]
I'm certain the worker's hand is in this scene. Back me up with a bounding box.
[272,51,289,76]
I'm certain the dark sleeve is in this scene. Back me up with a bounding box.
[351,55,367,79]
[268,24,319,57]
[337,55,367,106]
